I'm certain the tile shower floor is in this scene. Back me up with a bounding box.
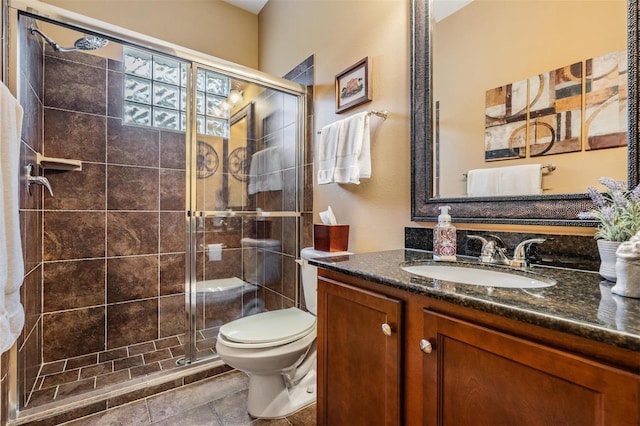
[28,329,219,408]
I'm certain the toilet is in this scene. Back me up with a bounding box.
[215,244,350,419]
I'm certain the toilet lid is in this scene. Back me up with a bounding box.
[219,307,316,345]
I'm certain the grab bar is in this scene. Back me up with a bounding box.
[193,210,301,218]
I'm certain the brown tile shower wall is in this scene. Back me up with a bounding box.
[40,48,187,363]
[288,55,315,310]
[17,18,46,409]
[291,56,315,241]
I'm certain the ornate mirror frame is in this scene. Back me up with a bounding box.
[410,0,639,226]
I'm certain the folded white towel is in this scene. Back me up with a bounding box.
[467,164,542,197]
[318,112,371,185]
[467,168,499,196]
[334,112,370,184]
[317,120,341,184]
[248,146,283,194]
[333,112,371,184]
[0,81,25,354]
[498,164,542,195]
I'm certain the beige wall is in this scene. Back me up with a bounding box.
[40,0,259,68]
[6,0,602,252]
[259,0,412,253]
[435,0,627,197]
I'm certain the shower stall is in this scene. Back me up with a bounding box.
[3,0,311,423]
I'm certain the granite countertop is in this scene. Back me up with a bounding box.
[309,249,640,353]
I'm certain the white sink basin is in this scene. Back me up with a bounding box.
[401,263,556,289]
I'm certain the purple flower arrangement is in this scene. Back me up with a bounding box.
[578,177,640,242]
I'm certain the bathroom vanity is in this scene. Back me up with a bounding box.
[312,250,640,426]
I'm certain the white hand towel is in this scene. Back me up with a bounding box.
[498,164,542,195]
[333,111,370,184]
[0,81,25,354]
[317,120,341,184]
[248,146,282,194]
[466,168,499,196]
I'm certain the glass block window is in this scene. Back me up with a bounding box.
[123,47,230,137]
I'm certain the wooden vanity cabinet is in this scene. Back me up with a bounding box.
[422,310,640,426]
[317,269,640,426]
[317,276,402,426]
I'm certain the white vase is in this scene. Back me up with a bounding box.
[612,257,640,298]
[597,240,621,282]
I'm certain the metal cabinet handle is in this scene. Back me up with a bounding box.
[381,323,392,336]
[419,339,433,354]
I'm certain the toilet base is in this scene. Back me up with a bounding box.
[247,369,316,419]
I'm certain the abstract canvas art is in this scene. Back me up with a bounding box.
[528,62,582,157]
[484,79,527,160]
[585,50,628,150]
[483,50,627,162]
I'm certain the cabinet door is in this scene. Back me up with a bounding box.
[318,277,402,426]
[422,309,640,426]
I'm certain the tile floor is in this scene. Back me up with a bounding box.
[59,370,316,425]
[28,330,218,408]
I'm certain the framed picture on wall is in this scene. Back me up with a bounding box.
[335,57,372,113]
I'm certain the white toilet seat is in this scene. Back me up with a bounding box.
[218,307,316,349]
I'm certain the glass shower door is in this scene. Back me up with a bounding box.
[186,63,305,362]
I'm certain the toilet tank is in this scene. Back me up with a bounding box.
[299,247,351,315]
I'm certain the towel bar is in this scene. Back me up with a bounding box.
[463,164,556,179]
[317,110,388,134]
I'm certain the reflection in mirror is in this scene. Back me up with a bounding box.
[227,103,253,209]
[411,0,639,225]
[434,0,627,197]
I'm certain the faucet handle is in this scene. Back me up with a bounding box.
[485,234,506,248]
[466,235,496,262]
[512,238,547,267]
[25,163,54,197]
[466,235,488,245]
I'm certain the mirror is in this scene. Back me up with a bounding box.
[227,103,254,209]
[411,0,640,225]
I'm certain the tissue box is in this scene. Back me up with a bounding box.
[314,224,349,252]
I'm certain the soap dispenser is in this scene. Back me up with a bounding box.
[433,206,457,261]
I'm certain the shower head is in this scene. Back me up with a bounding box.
[72,35,109,51]
[29,27,108,52]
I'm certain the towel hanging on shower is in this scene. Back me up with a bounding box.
[0,81,25,354]
[248,146,283,194]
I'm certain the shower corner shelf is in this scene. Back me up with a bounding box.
[36,153,82,171]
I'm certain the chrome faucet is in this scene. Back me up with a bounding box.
[466,235,509,265]
[25,163,54,196]
[467,235,547,268]
[510,238,547,267]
